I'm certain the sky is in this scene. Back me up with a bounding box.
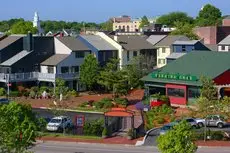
[0,0,229,23]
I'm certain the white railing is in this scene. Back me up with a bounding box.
[0,72,79,83]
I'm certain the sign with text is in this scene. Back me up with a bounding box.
[75,115,85,127]
[151,72,197,81]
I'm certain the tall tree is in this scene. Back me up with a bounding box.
[100,20,113,31]
[0,102,43,153]
[200,76,217,101]
[80,54,99,91]
[156,12,194,27]
[139,16,150,28]
[157,120,197,153]
[11,21,37,34]
[196,4,222,26]
[171,22,198,39]
[97,58,128,97]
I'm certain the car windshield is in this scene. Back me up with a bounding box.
[50,119,62,123]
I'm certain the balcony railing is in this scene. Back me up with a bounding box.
[0,72,79,83]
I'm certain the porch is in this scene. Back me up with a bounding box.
[0,72,79,83]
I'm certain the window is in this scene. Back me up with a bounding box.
[71,66,79,73]
[162,48,166,53]
[188,88,200,99]
[61,67,69,73]
[167,88,185,97]
[75,52,85,58]
[47,66,54,74]
[229,46,230,52]
[221,45,226,51]
[133,51,137,57]
[182,45,186,52]
[127,51,130,61]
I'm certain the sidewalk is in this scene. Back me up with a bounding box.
[196,140,230,147]
[37,136,144,145]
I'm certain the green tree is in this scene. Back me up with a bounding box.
[157,120,197,153]
[0,102,43,153]
[55,78,68,99]
[200,76,217,101]
[80,54,99,91]
[97,58,128,97]
[196,4,222,26]
[156,12,194,27]
[139,16,150,28]
[171,22,198,39]
[11,21,37,34]
[123,56,147,89]
[100,20,113,31]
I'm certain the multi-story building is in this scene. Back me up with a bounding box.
[218,35,230,52]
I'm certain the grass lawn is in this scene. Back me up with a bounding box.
[41,132,102,140]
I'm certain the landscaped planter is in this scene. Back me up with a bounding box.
[150,99,165,107]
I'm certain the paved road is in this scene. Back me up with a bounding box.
[31,141,230,153]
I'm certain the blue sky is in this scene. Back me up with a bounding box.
[0,0,229,23]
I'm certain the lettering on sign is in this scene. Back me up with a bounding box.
[151,73,197,81]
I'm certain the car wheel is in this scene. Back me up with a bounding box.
[217,123,224,128]
[198,122,204,128]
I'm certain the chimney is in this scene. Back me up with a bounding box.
[114,35,118,42]
[25,31,33,51]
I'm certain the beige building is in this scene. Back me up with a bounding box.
[113,20,141,32]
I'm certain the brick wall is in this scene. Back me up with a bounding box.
[194,26,217,44]
[223,19,230,26]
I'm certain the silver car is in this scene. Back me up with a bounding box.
[196,115,227,128]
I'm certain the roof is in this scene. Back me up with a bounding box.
[0,36,22,50]
[117,35,155,51]
[218,35,230,45]
[166,52,187,59]
[147,35,167,46]
[41,54,69,66]
[224,16,230,19]
[155,35,190,47]
[205,44,218,51]
[173,40,199,45]
[57,36,91,51]
[142,51,230,86]
[0,50,32,66]
[81,35,117,50]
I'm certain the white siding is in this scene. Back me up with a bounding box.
[157,47,171,68]
[56,52,84,74]
[54,37,72,54]
[40,65,56,74]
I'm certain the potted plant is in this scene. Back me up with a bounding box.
[102,127,109,139]
[127,129,134,140]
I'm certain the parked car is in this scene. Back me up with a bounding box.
[160,122,177,135]
[46,116,73,132]
[0,98,9,104]
[196,115,227,128]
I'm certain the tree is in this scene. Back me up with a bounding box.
[171,22,199,39]
[200,76,217,101]
[11,21,37,34]
[123,56,148,89]
[196,4,222,26]
[139,16,150,28]
[157,120,197,153]
[55,78,68,100]
[0,102,43,153]
[97,58,128,97]
[156,12,194,27]
[100,20,113,31]
[80,54,99,91]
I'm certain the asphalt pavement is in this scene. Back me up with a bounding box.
[31,141,230,153]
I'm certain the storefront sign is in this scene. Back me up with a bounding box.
[151,73,197,81]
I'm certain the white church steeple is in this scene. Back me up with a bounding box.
[33,11,43,34]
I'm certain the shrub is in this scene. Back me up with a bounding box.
[127,129,134,137]
[157,117,165,124]
[31,86,39,93]
[39,86,50,93]
[10,91,19,97]
[170,115,176,122]
[103,100,113,109]
[29,91,36,99]
[102,127,109,137]
[83,119,104,136]
[209,131,224,140]
[0,88,6,96]
[114,98,129,106]
[79,102,89,108]
[93,101,104,109]
[67,90,78,97]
